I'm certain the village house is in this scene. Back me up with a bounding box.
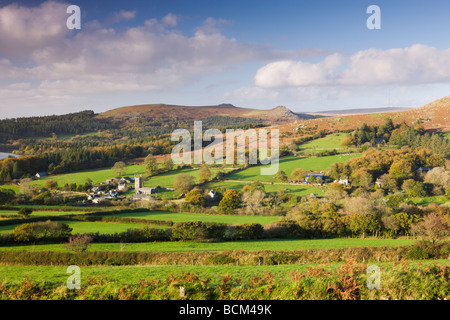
[35,172,48,179]
[335,176,350,185]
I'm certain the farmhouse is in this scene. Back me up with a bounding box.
[35,172,48,179]
[335,176,350,185]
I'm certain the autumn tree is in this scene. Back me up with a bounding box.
[219,189,241,210]
[173,173,195,195]
[198,166,212,184]
[411,212,450,245]
[242,189,266,214]
[185,188,208,207]
[276,169,288,182]
[290,168,308,181]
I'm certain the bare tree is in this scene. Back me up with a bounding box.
[411,212,450,245]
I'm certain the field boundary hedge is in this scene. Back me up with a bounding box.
[0,245,436,266]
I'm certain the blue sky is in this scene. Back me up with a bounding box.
[1,0,450,118]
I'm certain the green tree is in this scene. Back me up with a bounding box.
[161,158,174,172]
[45,180,58,190]
[144,155,158,176]
[0,188,15,205]
[349,214,380,238]
[18,207,33,219]
[171,221,208,240]
[112,161,126,176]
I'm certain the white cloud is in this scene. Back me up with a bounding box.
[162,13,177,27]
[0,1,69,57]
[0,1,323,94]
[255,53,345,88]
[254,44,450,88]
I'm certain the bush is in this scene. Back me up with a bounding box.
[171,221,208,241]
[65,234,93,253]
[18,207,33,218]
[234,223,264,240]
[406,246,430,260]
[206,254,236,265]
[263,221,302,238]
[12,220,72,243]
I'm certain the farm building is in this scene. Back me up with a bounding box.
[305,173,331,182]
[35,172,48,179]
[335,177,350,185]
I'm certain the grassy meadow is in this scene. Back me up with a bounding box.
[108,210,279,225]
[226,154,360,183]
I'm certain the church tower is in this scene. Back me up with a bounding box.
[135,176,142,194]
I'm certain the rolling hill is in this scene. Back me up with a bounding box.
[280,95,450,134]
[98,103,314,124]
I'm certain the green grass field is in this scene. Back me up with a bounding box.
[0,210,90,216]
[0,237,417,253]
[205,181,325,196]
[143,167,222,188]
[28,164,223,189]
[0,220,163,235]
[298,133,351,151]
[225,154,360,182]
[29,164,147,187]
[109,210,279,225]
[0,184,20,194]
[409,196,449,206]
[1,259,448,287]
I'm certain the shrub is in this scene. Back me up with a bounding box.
[171,221,208,241]
[12,220,72,243]
[18,207,33,218]
[65,234,94,253]
[185,188,208,207]
[406,246,430,260]
[206,254,236,265]
[219,190,241,209]
[263,221,302,238]
[234,223,264,240]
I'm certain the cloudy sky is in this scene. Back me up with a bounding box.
[1,0,450,118]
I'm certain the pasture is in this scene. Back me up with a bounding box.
[298,133,350,151]
[108,210,279,225]
[225,154,360,182]
[0,220,162,235]
[205,181,325,196]
[28,165,223,189]
[1,259,447,287]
